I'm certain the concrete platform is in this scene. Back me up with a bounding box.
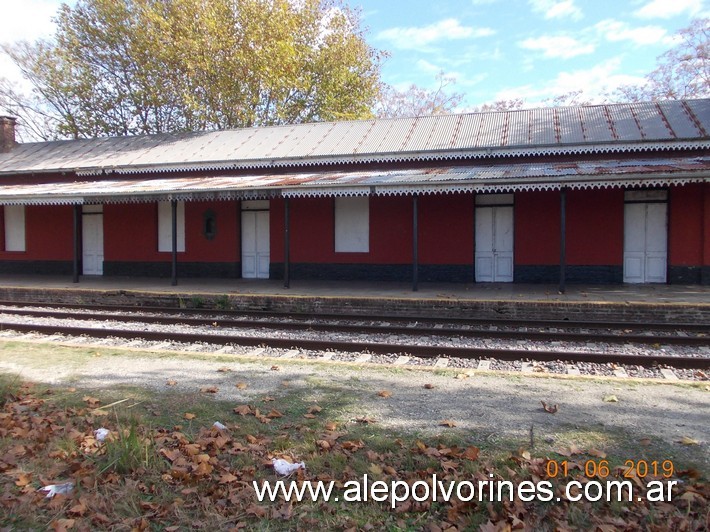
[0,275,708,323]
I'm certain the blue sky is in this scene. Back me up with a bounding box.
[2,0,708,109]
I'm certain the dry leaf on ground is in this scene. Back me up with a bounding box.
[541,401,558,414]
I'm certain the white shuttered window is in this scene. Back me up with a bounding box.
[334,197,369,253]
[4,205,26,252]
[158,201,185,252]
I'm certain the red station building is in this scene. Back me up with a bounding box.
[0,99,708,289]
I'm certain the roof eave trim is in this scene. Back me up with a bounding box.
[66,139,710,177]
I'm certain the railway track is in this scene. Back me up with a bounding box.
[0,301,708,373]
[0,305,707,346]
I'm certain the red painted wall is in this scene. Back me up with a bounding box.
[567,188,624,265]
[420,194,473,264]
[104,201,239,262]
[515,191,560,265]
[0,205,73,260]
[669,183,704,266]
[272,195,473,265]
[272,196,413,264]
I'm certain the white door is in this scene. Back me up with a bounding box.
[475,204,514,282]
[624,202,667,283]
[241,210,270,279]
[82,207,104,275]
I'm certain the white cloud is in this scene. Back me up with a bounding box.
[416,59,443,75]
[528,0,583,21]
[519,35,595,59]
[634,0,704,19]
[595,19,674,46]
[3,0,65,44]
[377,18,495,50]
[494,58,647,103]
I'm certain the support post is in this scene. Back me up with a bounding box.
[559,188,567,294]
[171,199,178,286]
[412,194,419,292]
[72,205,81,283]
[284,197,290,289]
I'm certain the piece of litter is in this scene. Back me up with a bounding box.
[272,458,305,476]
[213,421,227,430]
[39,482,74,498]
[94,428,110,442]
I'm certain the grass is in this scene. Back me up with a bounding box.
[0,341,708,529]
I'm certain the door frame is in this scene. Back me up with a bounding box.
[623,189,668,283]
[474,193,515,282]
[240,200,270,279]
[81,204,104,276]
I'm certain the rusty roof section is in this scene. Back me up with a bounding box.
[0,99,708,178]
[0,155,707,205]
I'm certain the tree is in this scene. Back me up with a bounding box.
[375,72,464,118]
[0,0,384,140]
[611,17,709,102]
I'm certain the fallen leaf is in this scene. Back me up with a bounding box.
[588,448,607,458]
[368,463,383,476]
[377,390,392,398]
[200,386,218,394]
[15,473,32,487]
[233,405,252,416]
[462,446,480,461]
[455,373,469,380]
[217,367,232,373]
[219,473,239,484]
[262,396,276,402]
[678,436,700,446]
[51,519,76,532]
[541,401,558,414]
[423,383,435,389]
[307,405,322,414]
[82,396,100,407]
[245,504,268,518]
[324,421,338,431]
[440,420,457,427]
[183,413,196,420]
[355,416,376,424]
[271,365,280,371]
[639,438,652,446]
[603,395,619,403]
[266,409,283,419]
[166,380,177,386]
[236,382,248,390]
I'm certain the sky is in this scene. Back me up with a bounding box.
[1,0,708,110]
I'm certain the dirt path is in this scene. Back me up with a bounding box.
[1,341,708,468]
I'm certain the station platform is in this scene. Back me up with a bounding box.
[0,275,708,323]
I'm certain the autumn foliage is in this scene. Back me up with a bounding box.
[0,381,707,530]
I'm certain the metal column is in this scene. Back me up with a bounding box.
[171,199,178,286]
[412,194,419,292]
[72,205,81,283]
[284,197,290,289]
[559,188,567,294]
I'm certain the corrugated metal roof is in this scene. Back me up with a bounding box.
[0,99,708,177]
[1,156,707,205]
